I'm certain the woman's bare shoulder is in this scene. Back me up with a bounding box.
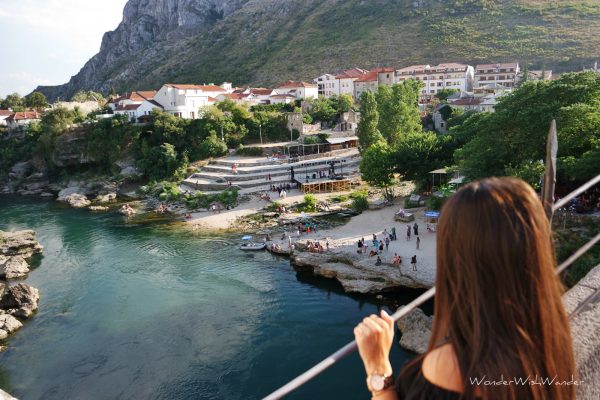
[422,343,464,393]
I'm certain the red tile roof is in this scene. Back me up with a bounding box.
[354,71,379,82]
[165,84,226,92]
[221,93,249,100]
[372,67,395,73]
[0,110,13,117]
[335,68,369,79]
[115,104,141,111]
[277,80,318,89]
[450,98,482,106]
[250,88,274,96]
[475,62,519,70]
[129,90,157,101]
[7,111,41,122]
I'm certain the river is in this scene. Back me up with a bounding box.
[0,196,416,399]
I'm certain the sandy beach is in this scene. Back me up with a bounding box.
[186,189,437,289]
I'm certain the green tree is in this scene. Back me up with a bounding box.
[24,91,48,110]
[435,88,459,102]
[360,141,396,199]
[309,97,336,124]
[336,94,354,114]
[1,93,23,109]
[356,91,384,151]
[376,81,423,145]
[452,72,600,182]
[393,131,446,186]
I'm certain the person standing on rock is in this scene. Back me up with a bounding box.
[406,225,411,241]
[411,255,417,271]
[416,236,420,250]
[353,178,576,400]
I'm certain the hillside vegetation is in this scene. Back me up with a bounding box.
[38,0,600,100]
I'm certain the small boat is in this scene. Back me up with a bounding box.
[239,242,267,251]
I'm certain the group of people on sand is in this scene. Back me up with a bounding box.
[356,226,420,270]
[306,240,329,253]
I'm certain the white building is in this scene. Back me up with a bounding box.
[5,111,41,130]
[275,81,318,100]
[314,73,338,97]
[353,67,396,99]
[314,68,369,98]
[107,91,157,111]
[153,84,226,119]
[395,63,474,104]
[474,62,520,89]
[114,99,164,122]
[0,110,12,126]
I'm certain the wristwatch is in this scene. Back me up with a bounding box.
[367,372,394,394]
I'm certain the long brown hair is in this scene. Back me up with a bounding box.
[419,177,575,399]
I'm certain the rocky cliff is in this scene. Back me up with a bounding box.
[37,0,600,100]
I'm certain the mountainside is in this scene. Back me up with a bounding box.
[37,0,600,100]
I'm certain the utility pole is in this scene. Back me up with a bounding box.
[259,124,263,145]
[221,125,224,142]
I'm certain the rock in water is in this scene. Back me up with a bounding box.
[65,193,91,208]
[1,284,40,319]
[0,230,44,258]
[0,314,23,334]
[0,256,30,279]
[396,308,432,354]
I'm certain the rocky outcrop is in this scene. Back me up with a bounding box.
[0,314,23,337]
[1,284,40,319]
[396,308,432,354]
[291,249,431,294]
[0,230,44,258]
[0,256,30,279]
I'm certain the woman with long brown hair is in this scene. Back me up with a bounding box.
[355,177,576,400]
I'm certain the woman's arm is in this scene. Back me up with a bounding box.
[354,310,399,400]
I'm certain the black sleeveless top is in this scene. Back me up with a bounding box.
[396,359,463,400]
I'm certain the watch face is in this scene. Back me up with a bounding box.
[370,374,385,391]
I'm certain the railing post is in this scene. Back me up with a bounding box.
[542,119,558,222]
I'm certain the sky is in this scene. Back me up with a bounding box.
[0,0,128,98]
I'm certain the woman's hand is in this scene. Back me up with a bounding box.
[354,310,395,376]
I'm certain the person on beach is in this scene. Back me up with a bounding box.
[375,256,382,266]
[411,255,417,271]
[354,177,575,400]
[406,225,411,241]
[416,236,420,250]
[357,240,363,253]
[379,242,384,253]
[385,237,390,251]
[413,222,419,236]
[391,227,396,241]
[369,249,378,257]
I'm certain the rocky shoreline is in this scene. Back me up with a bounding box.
[0,230,43,350]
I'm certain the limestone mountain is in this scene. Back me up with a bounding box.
[37,0,600,100]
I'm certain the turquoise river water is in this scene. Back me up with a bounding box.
[0,196,417,399]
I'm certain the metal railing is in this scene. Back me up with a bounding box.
[263,173,600,399]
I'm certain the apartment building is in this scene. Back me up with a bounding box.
[474,62,520,89]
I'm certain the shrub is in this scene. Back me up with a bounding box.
[351,192,369,213]
[302,194,317,211]
[426,195,446,211]
[236,146,264,156]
